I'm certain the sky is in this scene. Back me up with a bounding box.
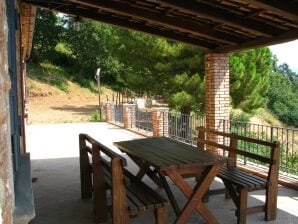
[269,39,298,73]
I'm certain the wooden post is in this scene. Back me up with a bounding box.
[197,126,206,150]
[265,141,280,221]
[228,134,238,168]
[92,144,108,223]
[112,158,129,224]
[155,207,168,224]
[79,134,92,199]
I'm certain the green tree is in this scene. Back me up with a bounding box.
[65,20,123,84]
[267,71,298,126]
[31,8,64,63]
[155,44,205,114]
[110,29,169,93]
[110,30,206,115]
[230,48,272,112]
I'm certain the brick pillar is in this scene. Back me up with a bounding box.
[0,1,14,223]
[123,103,136,129]
[205,53,230,153]
[152,107,169,137]
[105,102,115,122]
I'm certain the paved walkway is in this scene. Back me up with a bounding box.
[27,122,298,224]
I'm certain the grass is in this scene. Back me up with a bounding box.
[27,60,102,94]
[255,108,283,126]
[27,62,70,93]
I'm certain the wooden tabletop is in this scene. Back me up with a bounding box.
[114,137,226,171]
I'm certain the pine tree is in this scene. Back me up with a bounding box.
[230,48,272,112]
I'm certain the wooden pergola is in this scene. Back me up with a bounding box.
[22,0,298,152]
[23,0,298,52]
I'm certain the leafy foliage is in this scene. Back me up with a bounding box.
[229,48,272,112]
[31,8,65,63]
[267,71,298,126]
[110,31,205,114]
[65,20,123,82]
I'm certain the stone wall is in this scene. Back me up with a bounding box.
[0,1,14,223]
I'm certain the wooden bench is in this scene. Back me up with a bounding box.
[196,126,280,224]
[79,134,168,224]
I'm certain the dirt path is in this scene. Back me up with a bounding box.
[26,79,110,124]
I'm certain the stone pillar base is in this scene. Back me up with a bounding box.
[105,102,115,122]
[152,107,169,137]
[123,104,136,129]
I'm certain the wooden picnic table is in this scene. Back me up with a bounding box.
[114,137,226,224]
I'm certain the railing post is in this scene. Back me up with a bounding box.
[152,107,169,137]
[123,103,136,129]
[105,101,115,122]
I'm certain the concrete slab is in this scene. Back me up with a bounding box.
[27,122,298,224]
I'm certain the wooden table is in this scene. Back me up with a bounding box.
[114,137,226,224]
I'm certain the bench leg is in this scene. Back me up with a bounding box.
[265,185,278,221]
[155,207,168,224]
[237,189,247,224]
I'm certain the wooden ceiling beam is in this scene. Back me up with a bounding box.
[153,0,277,37]
[237,0,298,21]
[69,0,243,45]
[214,28,298,53]
[23,0,217,49]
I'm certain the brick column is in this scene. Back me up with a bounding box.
[105,102,115,122]
[205,53,230,153]
[123,103,136,129]
[0,1,14,223]
[152,107,169,137]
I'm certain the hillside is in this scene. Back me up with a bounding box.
[26,77,114,124]
[26,74,284,127]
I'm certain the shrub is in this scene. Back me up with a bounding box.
[91,110,100,122]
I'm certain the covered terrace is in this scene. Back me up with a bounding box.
[21,0,298,152]
[1,0,298,224]
[27,122,298,224]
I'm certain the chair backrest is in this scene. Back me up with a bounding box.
[196,126,280,182]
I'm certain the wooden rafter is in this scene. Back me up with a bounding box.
[214,28,298,52]
[153,0,279,37]
[237,0,298,21]
[22,0,298,52]
[70,0,243,45]
[24,0,217,49]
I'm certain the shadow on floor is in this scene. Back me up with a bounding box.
[29,157,298,224]
[51,105,99,115]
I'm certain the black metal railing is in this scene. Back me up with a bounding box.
[220,120,298,175]
[114,105,123,124]
[136,108,152,132]
[168,112,205,145]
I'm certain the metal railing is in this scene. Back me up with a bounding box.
[135,107,152,133]
[168,112,205,145]
[114,105,123,124]
[220,120,298,175]
[107,104,297,176]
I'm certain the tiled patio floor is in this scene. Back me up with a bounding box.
[27,123,298,224]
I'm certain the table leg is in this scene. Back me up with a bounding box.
[130,155,163,187]
[166,164,223,224]
[159,173,181,216]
